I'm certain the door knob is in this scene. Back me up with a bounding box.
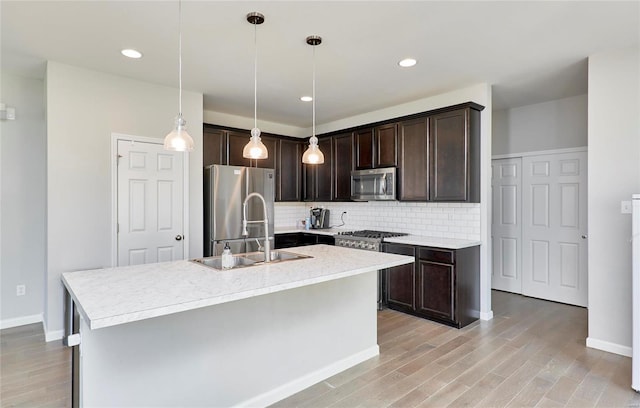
[175,235,183,241]
[581,235,588,239]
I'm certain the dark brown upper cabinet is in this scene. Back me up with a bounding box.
[355,124,398,170]
[429,107,480,202]
[332,132,354,201]
[277,139,302,202]
[354,128,374,169]
[397,118,429,201]
[203,127,226,167]
[303,137,333,202]
[227,131,253,167]
[375,123,398,167]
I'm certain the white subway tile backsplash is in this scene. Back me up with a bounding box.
[274,200,481,241]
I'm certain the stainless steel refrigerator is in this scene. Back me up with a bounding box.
[204,165,275,257]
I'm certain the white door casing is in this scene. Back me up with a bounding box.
[116,138,185,266]
[521,152,588,307]
[491,158,523,293]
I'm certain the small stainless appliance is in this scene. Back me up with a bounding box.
[351,167,397,201]
[335,230,408,309]
[310,208,330,229]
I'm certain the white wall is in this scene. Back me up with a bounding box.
[492,94,587,156]
[587,46,640,356]
[203,110,307,138]
[0,73,46,328]
[44,62,203,339]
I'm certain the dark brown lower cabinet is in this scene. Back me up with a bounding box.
[383,244,416,314]
[274,233,335,249]
[384,244,479,328]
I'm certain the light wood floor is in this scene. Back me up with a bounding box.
[1,291,639,407]
[1,323,71,407]
[274,291,640,408]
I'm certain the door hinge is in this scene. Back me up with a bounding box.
[117,154,123,164]
[117,223,119,233]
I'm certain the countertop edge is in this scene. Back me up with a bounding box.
[383,235,482,249]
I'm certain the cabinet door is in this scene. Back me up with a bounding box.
[315,137,333,201]
[333,132,353,201]
[227,131,253,167]
[376,123,397,167]
[384,244,416,313]
[203,128,227,166]
[355,128,374,169]
[277,139,302,202]
[398,118,428,201]
[302,165,315,202]
[253,135,277,169]
[417,260,454,321]
[429,108,469,201]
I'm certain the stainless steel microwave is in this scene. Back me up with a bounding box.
[350,167,397,201]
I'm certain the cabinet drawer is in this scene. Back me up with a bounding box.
[383,243,415,257]
[419,248,454,264]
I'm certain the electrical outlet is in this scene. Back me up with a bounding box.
[16,285,26,296]
[621,200,632,214]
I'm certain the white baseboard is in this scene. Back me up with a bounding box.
[42,318,64,342]
[237,345,380,407]
[480,310,494,321]
[586,337,632,357]
[0,313,42,330]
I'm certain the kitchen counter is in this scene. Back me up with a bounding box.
[274,226,356,235]
[65,245,414,407]
[62,244,412,330]
[383,234,481,249]
[274,227,481,249]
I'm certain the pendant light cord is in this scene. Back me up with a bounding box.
[312,45,316,139]
[254,21,258,131]
[178,0,183,117]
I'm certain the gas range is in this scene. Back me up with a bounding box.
[335,230,408,251]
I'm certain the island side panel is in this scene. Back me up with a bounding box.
[79,271,378,407]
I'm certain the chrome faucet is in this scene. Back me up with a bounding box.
[242,192,271,263]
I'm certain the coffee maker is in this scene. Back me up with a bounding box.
[310,208,330,229]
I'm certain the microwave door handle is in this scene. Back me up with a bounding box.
[380,175,386,195]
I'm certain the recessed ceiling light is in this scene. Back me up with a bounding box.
[121,49,143,59]
[398,58,417,68]
[300,96,313,102]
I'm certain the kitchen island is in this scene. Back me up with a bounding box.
[62,244,413,407]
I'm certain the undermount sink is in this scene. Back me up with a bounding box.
[191,250,311,271]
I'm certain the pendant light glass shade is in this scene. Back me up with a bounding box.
[302,135,324,164]
[302,35,324,164]
[242,127,268,159]
[164,0,194,152]
[164,114,194,151]
[243,12,268,160]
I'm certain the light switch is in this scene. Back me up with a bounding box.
[621,200,632,214]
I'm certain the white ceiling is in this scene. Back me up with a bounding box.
[2,1,638,128]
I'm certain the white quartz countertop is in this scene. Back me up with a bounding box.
[62,245,413,330]
[274,226,355,236]
[383,235,481,249]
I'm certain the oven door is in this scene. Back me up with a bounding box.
[350,168,396,201]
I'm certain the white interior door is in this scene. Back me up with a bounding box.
[117,139,184,266]
[522,152,588,307]
[491,158,522,293]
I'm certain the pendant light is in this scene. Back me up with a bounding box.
[302,35,324,164]
[242,12,268,160]
[164,0,194,152]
